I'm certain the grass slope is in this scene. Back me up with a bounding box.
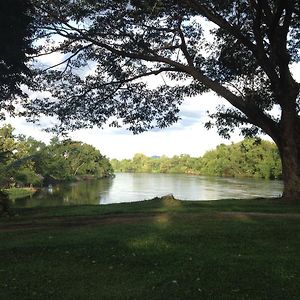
[1,197,300,299]
[5,187,36,200]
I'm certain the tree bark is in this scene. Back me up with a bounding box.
[276,103,300,203]
[279,144,300,203]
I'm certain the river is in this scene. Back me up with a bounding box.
[10,173,283,208]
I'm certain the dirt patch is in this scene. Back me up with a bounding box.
[0,213,170,232]
[220,211,300,219]
[1,211,300,232]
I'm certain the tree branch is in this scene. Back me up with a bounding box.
[92,67,180,88]
[249,0,278,80]
[256,0,273,26]
[184,0,279,84]
[48,15,279,137]
[185,0,257,52]
[43,43,93,71]
[177,22,194,67]
[35,3,281,141]
[30,40,78,59]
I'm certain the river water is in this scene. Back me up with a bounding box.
[11,173,283,208]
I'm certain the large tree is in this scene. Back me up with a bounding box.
[0,0,35,117]
[28,0,300,201]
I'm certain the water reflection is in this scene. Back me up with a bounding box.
[11,173,283,208]
[99,173,283,204]
[12,178,113,208]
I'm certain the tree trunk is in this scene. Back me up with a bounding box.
[0,191,11,216]
[280,148,300,203]
[276,110,300,203]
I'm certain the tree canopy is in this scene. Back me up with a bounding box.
[0,125,113,189]
[2,1,300,200]
[111,139,282,179]
[0,0,35,117]
[27,1,299,135]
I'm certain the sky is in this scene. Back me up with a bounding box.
[2,24,300,160]
[2,91,247,159]
[3,63,300,160]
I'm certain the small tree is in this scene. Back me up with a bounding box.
[28,1,300,201]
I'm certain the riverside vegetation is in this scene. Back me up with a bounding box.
[111,138,282,180]
[1,3,299,298]
[0,124,113,194]
[23,1,300,201]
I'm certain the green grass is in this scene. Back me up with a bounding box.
[4,187,36,200]
[5,197,300,221]
[1,198,300,299]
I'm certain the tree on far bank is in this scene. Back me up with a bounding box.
[112,138,281,179]
[200,139,281,179]
[23,1,300,201]
[0,125,113,188]
[0,124,17,187]
[34,138,113,182]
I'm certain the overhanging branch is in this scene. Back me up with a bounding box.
[184,0,279,84]
[94,67,180,87]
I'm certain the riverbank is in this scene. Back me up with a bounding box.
[4,187,37,200]
[1,197,300,299]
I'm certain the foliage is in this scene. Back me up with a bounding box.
[4,187,36,200]
[201,139,282,179]
[0,124,113,188]
[0,0,35,117]
[0,124,17,187]
[22,0,300,199]
[26,1,299,135]
[1,1,299,198]
[111,138,282,179]
[36,138,114,181]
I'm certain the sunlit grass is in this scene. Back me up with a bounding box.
[4,197,300,222]
[4,187,36,200]
[1,198,300,299]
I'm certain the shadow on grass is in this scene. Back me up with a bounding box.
[1,208,300,299]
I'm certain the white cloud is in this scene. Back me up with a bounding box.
[0,91,251,159]
[66,122,238,159]
[4,52,298,160]
[2,116,53,143]
[60,93,242,159]
[34,52,66,70]
[291,63,300,81]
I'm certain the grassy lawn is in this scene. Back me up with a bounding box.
[1,197,300,299]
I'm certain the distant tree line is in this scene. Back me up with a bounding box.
[111,139,282,180]
[0,124,113,188]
